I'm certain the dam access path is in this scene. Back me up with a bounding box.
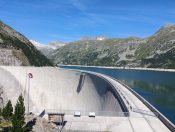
[0,66,174,131]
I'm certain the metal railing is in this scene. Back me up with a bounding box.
[45,109,129,117]
[132,108,158,117]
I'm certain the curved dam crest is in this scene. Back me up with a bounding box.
[0,66,123,114]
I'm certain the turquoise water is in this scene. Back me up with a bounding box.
[60,66,175,124]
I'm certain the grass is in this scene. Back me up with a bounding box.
[0,120,12,127]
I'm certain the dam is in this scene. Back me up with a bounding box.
[0,66,174,131]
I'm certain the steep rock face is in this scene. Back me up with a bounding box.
[48,25,175,68]
[0,49,29,65]
[0,21,53,66]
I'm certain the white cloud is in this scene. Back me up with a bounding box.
[70,0,87,11]
[50,34,81,42]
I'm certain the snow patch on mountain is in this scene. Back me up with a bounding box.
[30,40,49,48]
[30,40,67,56]
[48,42,66,49]
[30,40,66,50]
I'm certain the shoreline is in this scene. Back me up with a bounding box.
[58,64,175,72]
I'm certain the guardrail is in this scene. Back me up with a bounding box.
[45,109,128,117]
[132,108,158,117]
[114,83,134,111]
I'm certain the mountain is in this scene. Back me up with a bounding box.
[48,41,66,49]
[135,24,175,59]
[0,21,53,66]
[138,24,175,68]
[30,40,66,56]
[48,24,175,69]
[49,37,143,66]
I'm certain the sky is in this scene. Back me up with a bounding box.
[0,0,175,44]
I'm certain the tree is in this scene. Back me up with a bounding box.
[11,95,25,132]
[2,100,13,120]
[0,108,2,116]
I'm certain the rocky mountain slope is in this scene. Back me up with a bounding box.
[49,37,142,66]
[0,21,53,66]
[138,25,175,68]
[48,24,175,69]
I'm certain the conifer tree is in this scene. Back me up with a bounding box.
[11,95,25,132]
[0,108,2,116]
[2,100,13,120]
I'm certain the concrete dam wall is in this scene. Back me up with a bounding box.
[0,66,123,114]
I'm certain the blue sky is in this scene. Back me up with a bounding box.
[0,0,175,44]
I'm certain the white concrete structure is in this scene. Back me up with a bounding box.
[0,66,173,132]
[0,66,123,114]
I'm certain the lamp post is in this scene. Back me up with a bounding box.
[27,73,33,115]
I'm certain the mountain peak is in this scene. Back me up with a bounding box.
[30,40,45,47]
[163,24,175,28]
[48,41,66,49]
[30,40,66,50]
[30,40,67,56]
[152,24,175,37]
